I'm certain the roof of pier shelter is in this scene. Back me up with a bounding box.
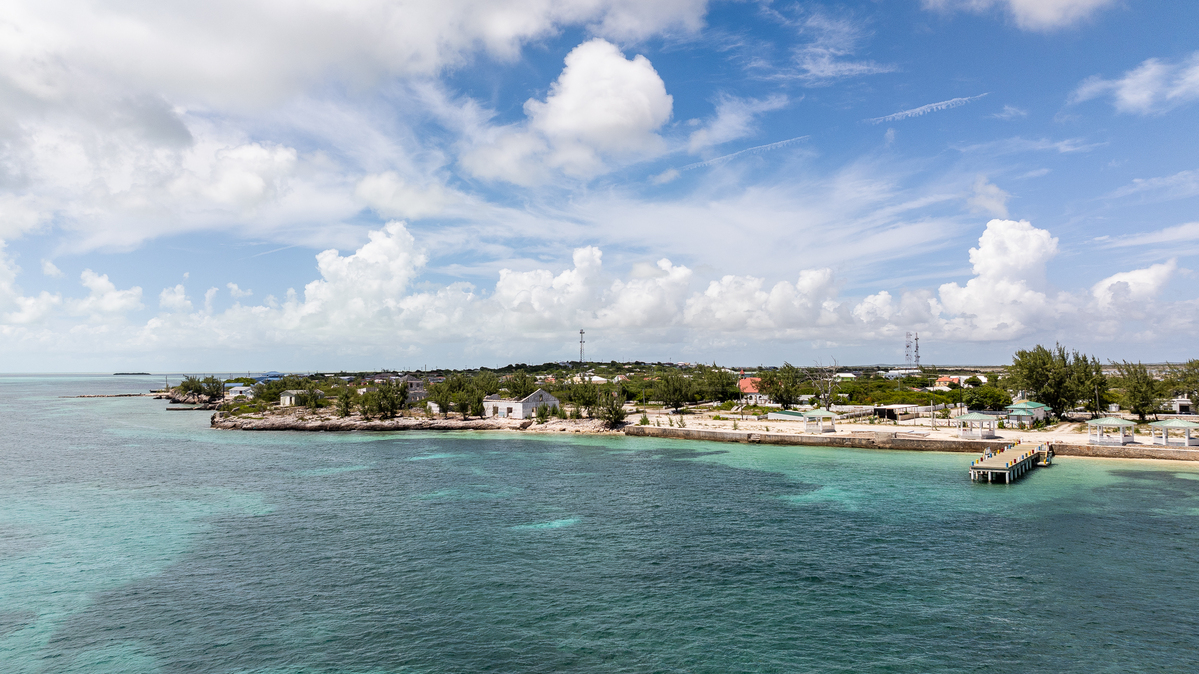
[1086,417,1135,427]
[1007,401,1049,410]
[1148,419,1199,428]
[804,409,836,418]
[954,412,998,421]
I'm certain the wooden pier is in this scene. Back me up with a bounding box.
[969,444,1053,484]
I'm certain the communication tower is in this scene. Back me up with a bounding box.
[914,333,920,368]
[579,329,585,364]
[904,332,913,368]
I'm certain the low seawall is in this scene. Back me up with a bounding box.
[623,426,1008,453]
[623,426,1199,460]
[1051,444,1199,461]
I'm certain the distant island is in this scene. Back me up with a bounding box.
[113,372,151,376]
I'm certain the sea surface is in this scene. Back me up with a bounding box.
[2,374,1198,673]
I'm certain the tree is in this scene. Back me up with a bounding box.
[964,375,983,388]
[336,388,356,417]
[506,370,537,399]
[1115,360,1160,421]
[655,371,694,410]
[201,376,225,398]
[1167,360,1199,407]
[358,391,378,420]
[426,381,454,418]
[377,381,404,419]
[597,390,627,428]
[474,371,500,396]
[963,386,1012,411]
[757,363,804,409]
[806,361,840,410]
[573,383,599,417]
[1009,344,1103,418]
[696,364,739,401]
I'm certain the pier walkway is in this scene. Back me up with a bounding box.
[969,443,1053,484]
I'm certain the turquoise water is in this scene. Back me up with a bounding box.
[3,375,1198,672]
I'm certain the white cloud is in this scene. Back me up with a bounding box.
[464,39,674,182]
[924,0,1116,31]
[990,105,1028,120]
[867,94,988,124]
[41,260,63,278]
[159,285,193,313]
[688,95,788,153]
[967,176,1010,217]
[1092,260,1176,310]
[69,270,143,317]
[1100,222,1199,249]
[1071,52,1199,115]
[790,13,896,84]
[356,171,455,219]
[2,218,1195,366]
[227,283,253,298]
[1108,169,1199,201]
[935,219,1063,340]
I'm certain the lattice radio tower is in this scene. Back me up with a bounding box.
[913,332,920,369]
[579,329,585,365]
[904,332,913,368]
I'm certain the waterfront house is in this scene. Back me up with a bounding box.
[1005,401,1049,426]
[1168,396,1193,414]
[280,389,323,407]
[739,377,771,406]
[226,385,254,399]
[483,389,560,419]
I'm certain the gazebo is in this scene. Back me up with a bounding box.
[954,412,998,439]
[804,409,837,433]
[1148,419,1199,446]
[1086,417,1136,445]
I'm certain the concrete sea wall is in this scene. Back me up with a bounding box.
[622,426,1199,461]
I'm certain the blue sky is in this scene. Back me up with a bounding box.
[1,0,1197,371]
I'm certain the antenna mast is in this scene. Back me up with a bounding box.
[914,333,920,368]
[904,332,913,369]
[579,329,585,365]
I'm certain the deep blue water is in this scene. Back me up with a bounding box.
[2,374,1198,673]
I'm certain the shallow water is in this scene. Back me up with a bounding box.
[2,374,1198,672]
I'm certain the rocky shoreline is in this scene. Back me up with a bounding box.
[210,410,621,434]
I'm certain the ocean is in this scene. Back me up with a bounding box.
[2,374,1197,672]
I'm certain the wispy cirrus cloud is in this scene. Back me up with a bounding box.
[1097,222,1199,248]
[866,94,988,124]
[1107,169,1199,201]
[1071,52,1199,115]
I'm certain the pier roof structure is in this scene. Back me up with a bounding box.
[1148,418,1199,446]
[1087,417,1136,445]
[954,412,998,439]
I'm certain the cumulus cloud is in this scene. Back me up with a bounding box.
[463,39,674,182]
[924,0,1116,31]
[41,260,63,278]
[227,283,253,299]
[69,270,143,317]
[935,219,1063,340]
[0,218,1193,366]
[159,285,193,312]
[1071,52,1199,115]
[967,176,1010,217]
[1092,260,1176,310]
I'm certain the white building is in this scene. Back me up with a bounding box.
[483,389,560,419]
[226,385,254,399]
[279,389,324,407]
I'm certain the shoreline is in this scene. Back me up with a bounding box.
[207,410,1199,461]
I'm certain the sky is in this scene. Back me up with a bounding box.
[1,0,1198,372]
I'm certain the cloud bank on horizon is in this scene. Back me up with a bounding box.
[1,0,1196,370]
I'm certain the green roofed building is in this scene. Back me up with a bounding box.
[1148,418,1199,446]
[1086,417,1135,445]
[954,412,998,439]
